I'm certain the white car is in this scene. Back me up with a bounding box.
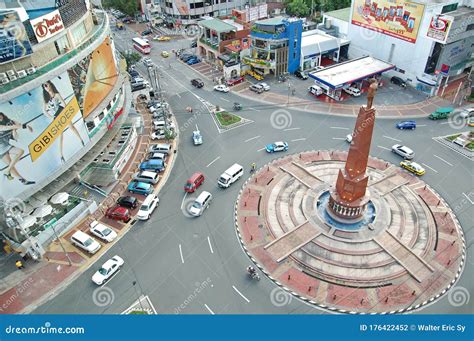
[192,130,203,145]
[89,220,117,243]
[92,255,124,285]
[458,107,473,119]
[391,144,415,159]
[258,82,270,91]
[346,134,353,143]
[213,84,229,93]
[136,194,159,220]
[343,86,361,97]
[153,120,175,131]
[143,58,153,67]
[151,130,166,140]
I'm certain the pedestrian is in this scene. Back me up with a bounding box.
[15,260,24,270]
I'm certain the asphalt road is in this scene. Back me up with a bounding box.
[34,24,473,315]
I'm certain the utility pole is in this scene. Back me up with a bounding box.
[50,222,73,266]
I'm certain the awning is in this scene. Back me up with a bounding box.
[301,33,339,59]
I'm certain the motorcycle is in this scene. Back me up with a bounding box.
[233,102,242,111]
[247,266,260,281]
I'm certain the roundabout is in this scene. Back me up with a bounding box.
[235,150,466,313]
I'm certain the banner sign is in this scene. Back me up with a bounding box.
[0,11,33,64]
[426,15,453,43]
[30,9,65,43]
[351,0,425,44]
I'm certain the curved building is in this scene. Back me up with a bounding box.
[0,1,131,257]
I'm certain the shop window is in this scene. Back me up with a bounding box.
[441,3,458,14]
[55,35,70,54]
[71,22,87,46]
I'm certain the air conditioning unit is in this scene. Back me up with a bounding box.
[26,67,36,75]
[8,74,17,81]
[6,70,15,77]
[1,78,10,85]
[0,72,6,79]
[17,70,27,78]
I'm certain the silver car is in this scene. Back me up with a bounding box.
[391,144,415,159]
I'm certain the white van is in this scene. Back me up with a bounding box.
[308,84,323,96]
[133,170,160,184]
[149,143,172,155]
[71,230,101,254]
[189,191,212,216]
[218,163,243,188]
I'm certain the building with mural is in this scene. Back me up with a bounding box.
[345,0,473,97]
[0,0,131,258]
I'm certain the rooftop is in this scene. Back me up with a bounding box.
[199,18,236,33]
[223,19,244,31]
[324,7,351,22]
[255,17,285,26]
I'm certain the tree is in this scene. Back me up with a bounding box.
[102,0,138,17]
[123,51,141,68]
[285,0,310,17]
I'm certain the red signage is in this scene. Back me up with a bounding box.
[30,10,65,43]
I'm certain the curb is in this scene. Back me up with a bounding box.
[233,150,467,315]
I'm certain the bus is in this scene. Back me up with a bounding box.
[132,37,151,54]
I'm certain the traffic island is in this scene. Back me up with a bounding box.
[234,151,466,314]
[211,107,252,133]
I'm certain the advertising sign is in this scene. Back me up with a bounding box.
[351,0,425,44]
[0,72,90,200]
[426,15,453,43]
[30,9,65,43]
[0,11,33,64]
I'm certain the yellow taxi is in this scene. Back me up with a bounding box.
[468,116,474,127]
[400,160,425,176]
[161,51,169,58]
[157,36,171,42]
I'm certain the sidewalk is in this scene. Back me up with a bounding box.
[0,95,180,314]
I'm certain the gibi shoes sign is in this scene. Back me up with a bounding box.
[30,9,65,43]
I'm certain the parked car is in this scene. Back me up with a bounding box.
[133,170,160,184]
[70,230,101,254]
[391,76,407,87]
[182,55,196,62]
[129,70,139,78]
[187,57,201,65]
[346,134,353,143]
[105,205,131,222]
[147,152,167,161]
[429,107,453,120]
[226,77,244,86]
[192,130,203,145]
[184,172,205,193]
[258,82,270,91]
[295,70,308,80]
[343,86,361,97]
[136,194,159,220]
[191,78,204,88]
[128,181,153,195]
[391,144,415,159]
[396,120,417,130]
[249,84,264,94]
[89,220,117,243]
[131,82,146,92]
[153,119,175,131]
[161,51,169,58]
[400,160,425,176]
[157,36,171,41]
[191,40,197,48]
[265,141,289,153]
[92,255,124,285]
[141,29,152,36]
[140,159,165,172]
[308,85,323,96]
[148,143,171,154]
[151,130,166,140]
[214,84,229,93]
[117,196,138,209]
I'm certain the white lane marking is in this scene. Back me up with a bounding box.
[220,97,230,102]
[377,145,391,151]
[383,135,402,142]
[206,156,220,167]
[291,138,306,142]
[440,122,451,125]
[180,192,188,210]
[204,304,215,314]
[245,135,261,142]
[257,147,266,152]
[175,93,181,98]
[462,192,474,205]
[250,108,261,112]
[207,236,214,254]
[179,244,184,263]
[421,163,438,173]
[284,127,301,131]
[417,124,427,127]
[433,154,453,167]
[232,285,250,303]
[330,126,349,130]
[332,137,346,140]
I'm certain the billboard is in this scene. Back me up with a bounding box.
[426,15,453,44]
[351,0,425,44]
[0,11,33,64]
[0,72,91,200]
[30,9,65,43]
[67,36,119,134]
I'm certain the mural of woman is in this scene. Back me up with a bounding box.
[0,112,35,185]
[42,80,87,163]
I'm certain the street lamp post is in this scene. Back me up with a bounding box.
[50,222,72,266]
[287,81,291,105]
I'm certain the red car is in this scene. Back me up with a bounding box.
[105,206,131,223]
[184,172,205,193]
[226,77,244,86]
